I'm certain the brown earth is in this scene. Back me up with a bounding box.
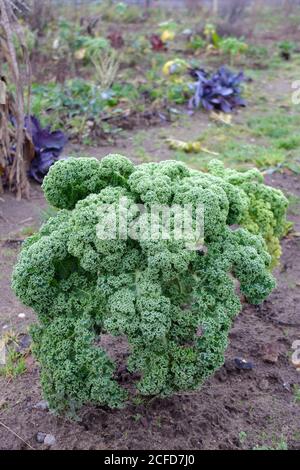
[0,167,299,450]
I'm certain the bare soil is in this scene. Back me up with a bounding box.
[0,166,299,450]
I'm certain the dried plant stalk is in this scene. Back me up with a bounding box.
[0,0,31,199]
[91,49,121,90]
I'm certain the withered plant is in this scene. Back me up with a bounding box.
[0,0,32,198]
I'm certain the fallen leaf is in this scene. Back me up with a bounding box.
[210,111,232,125]
[166,137,219,155]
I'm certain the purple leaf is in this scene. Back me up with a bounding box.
[220,100,232,113]
[25,116,67,183]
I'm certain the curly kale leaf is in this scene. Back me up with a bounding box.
[12,155,287,415]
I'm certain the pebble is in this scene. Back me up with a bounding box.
[16,334,31,353]
[234,357,254,370]
[34,400,49,411]
[36,432,46,444]
[283,382,291,392]
[261,343,279,364]
[18,313,26,319]
[44,434,56,446]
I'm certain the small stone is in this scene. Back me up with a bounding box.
[44,434,56,446]
[283,382,291,392]
[16,334,31,353]
[291,344,300,369]
[18,313,26,319]
[36,432,46,444]
[261,343,279,364]
[234,357,254,370]
[34,400,49,411]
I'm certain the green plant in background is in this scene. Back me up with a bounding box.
[188,35,206,52]
[101,1,142,23]
[74,36,109,62]
[30,79,139,138]
[12,155,285,416]
[219,37,248,65]
[125,34,151,66]
[208,160,290,267]
[278,40,296,61]
[13,25,36,57]
[203,23,221,48]
[115,1,128,16]
[166,82,192,104]
[158,20,178,33]
[51,21,112,70]
[52,19,83,65]
[245,45,269,63]
[158,20,177,43]
[162,58,188,79]
[91,48,121,90]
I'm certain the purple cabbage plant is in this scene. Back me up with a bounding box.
[189,66,247,113]
[25,116,67,183]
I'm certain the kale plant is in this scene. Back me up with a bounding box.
[12,155,287,415]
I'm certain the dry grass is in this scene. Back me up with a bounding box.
[0,0,32,199]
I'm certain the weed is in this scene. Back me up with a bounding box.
[132,413,142,422]
[0,348,26,379]
[293,385,300,403]
[238,431,247,444]
[0,330,30,379]
[131,396,145,407]
[41,206,59,224]
[247,113,300,140]
[276,136,300,151]
[19,226,36,237]
[253,435,288,450]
